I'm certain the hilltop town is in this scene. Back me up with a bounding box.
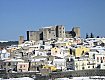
[0,25,105,77]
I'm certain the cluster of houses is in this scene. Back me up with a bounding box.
[0,37,105,74]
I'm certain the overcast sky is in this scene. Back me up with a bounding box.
[0,0,105,40]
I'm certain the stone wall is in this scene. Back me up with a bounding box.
[0,69,105,80]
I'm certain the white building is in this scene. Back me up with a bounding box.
[74,58,95,70]
[53,58,66,71]
[0,49,10,60]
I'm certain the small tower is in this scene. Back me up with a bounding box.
[19,36,24,44]
[72,27,80,38]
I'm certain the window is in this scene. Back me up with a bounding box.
[55,51,57,53]
[88,66,90,68]
[82,67,85,70]
[8,62,11,66]
[4,63,6,66]
[97,57,99,62]
[101,57,102,60]
[20,65,22,68]
[93,54,95,59]
[49,30,51,33]
[47,58,49,61]
[101,60,103,63]
[93,66,94,68]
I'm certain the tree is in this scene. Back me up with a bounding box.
[86,33,89,38]
[97,36,99,38]
[90,33,94,38]
[70,31,76,38]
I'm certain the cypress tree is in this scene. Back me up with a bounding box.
[90,33,94,38]
[86,33,89,38]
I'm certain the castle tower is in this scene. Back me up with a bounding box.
[72,27,80,38]
[56,25,65,38]
[19,36,24,44]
